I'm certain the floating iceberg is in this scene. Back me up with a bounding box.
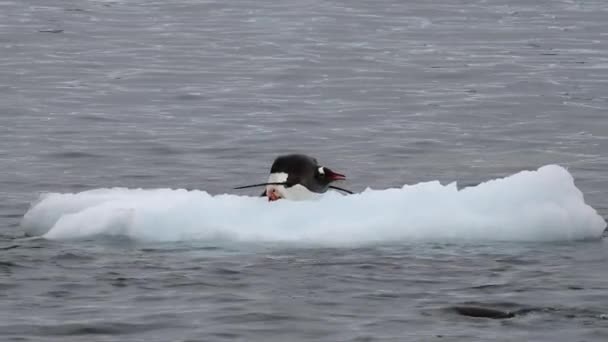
[20,165,606,245]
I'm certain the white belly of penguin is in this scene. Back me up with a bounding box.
[266,172,321,201]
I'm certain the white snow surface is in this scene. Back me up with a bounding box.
[20,165,606,245]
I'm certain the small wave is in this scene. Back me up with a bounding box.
[2,322,164,336]
[20,165,606,245]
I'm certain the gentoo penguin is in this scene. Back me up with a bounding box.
[235,154,353,201]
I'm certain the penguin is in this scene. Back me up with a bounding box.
[234,154,353,201]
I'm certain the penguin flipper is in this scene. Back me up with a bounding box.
[260,190,266,197]
[328,185,354,194]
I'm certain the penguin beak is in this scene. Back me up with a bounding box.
[325,168,346,181]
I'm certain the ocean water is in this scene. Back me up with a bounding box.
[1,0,608,341]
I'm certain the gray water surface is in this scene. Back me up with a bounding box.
[1,0,608,341]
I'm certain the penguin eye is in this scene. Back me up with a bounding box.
[317,166,325,175]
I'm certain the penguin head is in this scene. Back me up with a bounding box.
[313,165,346,189]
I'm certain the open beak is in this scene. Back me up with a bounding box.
[326,169,346,181]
